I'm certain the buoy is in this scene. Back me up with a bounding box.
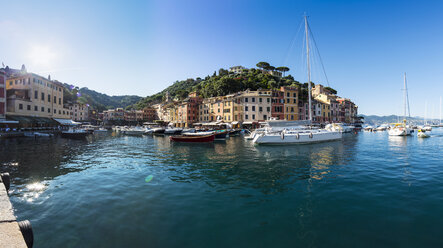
[1,173,10,191]
[18,220,33,248]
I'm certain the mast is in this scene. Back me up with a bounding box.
[440,96,442,125]
[305,15,312,121]
[403,73,407,121]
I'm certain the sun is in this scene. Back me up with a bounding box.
[28,45,57,68]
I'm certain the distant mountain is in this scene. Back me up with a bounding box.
[361,114,440,125]
[62,84,142,112]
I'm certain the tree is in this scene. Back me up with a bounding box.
[324,86,337,95]
[267,65,275,71]
[276,66,290,76]
[256,62,270,70]
[218,68,228,76]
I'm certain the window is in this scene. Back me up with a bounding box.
[293,99,296,104]
[293,93,296,97]
[264,115,267,120]
[252,106,256,111]
[19,104,23,110]
[245,115,248,120]
[259,98,262,103]
[34,106,38,111]
[267,98,270,103]
[267,107,270,112]
[245,98,248,102]
[48,94,51,102]
[291,107,294,113]
[41,107,44,112]
[245,106,248,111]
[48,108,51,113]
[54,96,56,103]
[259,107,262,112]
[287,99,289,103]
[252,114,255,119]
[252,97,255,102]
[59,98,61,105]
[9,81,12,86]
[287,93,290,97]
[41,92,44,101]
[27,105,31,111]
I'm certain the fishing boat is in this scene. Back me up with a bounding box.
[170,134,215,143]
[417,129,430,138]
[123,126,145,136]
[61,128,90,139]
[388,73,411,136]
[164,127,182,134]
[214,130,229,139]
[253,16,342,145]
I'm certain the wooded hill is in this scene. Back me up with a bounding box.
[62,84,142,112]
[131,63,337,110]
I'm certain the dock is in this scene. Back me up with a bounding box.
[0,173,32,247]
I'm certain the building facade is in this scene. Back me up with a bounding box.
[281,86,299,121]
[0,69,5,120]
[69,103,89,121]
[6,73,70,119]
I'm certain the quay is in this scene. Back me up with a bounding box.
[0,173,33,247]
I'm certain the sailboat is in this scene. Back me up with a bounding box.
[253,16,342,145]
[388,73,412,136]
[421,101,432,131]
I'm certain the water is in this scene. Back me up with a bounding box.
[1,130,442,248]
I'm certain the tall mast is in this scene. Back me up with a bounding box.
[305,15,312,121]
[405,73,410,118]
[440,96,442,125]
[403,73,407,121]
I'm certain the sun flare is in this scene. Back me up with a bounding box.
[28,45,57,68]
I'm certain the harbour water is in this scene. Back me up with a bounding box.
[1,130,442,247]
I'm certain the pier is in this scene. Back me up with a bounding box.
[0,173,32,248]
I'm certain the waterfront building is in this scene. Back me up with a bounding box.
[271,90,284,120]
[198,98,211,123]
[142,107,157,122]
[175,92,201,127]
[103,108,125,122]
[0,69,5,120]
[5,70,70,119]
[229,66,246,74]
[69,103,89,121]
[337,98,358,123]
[281,86,299,121]
[240,89,272,123]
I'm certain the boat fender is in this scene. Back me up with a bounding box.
[296,133,300,139]
[309,133,313,139]
[1,173,10,191]
[281,132,284,140]
[18,220,34,248]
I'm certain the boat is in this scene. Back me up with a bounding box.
[214,130,229,139]
[123,126,146,136]
[388,73,411,136]
[183,131,214,136]
[93,128,108,134]
[61,128,90,139]
[170,134,215,143]
[417,129,430,138]
[181,128,196,134]
[244,128,265,140]
[229,129,242,136]
[376,125,388,131]
[253,16,342,145]
[164,127,183,135]
[388,121,411,136]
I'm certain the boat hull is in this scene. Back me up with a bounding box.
[61,132,89,139]
[253,131,342,145]
[170,135,215,143]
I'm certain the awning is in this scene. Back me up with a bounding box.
[242,122,253,125]
[231,121,239,125]
[54,118,81,126]
[7,115,60,125]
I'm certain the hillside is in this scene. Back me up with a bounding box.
[63,84,142,112]
[131,66,337,109]
[361,114,440,125]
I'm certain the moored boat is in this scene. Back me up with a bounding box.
[61,128,90,139]
[170,134,215,143]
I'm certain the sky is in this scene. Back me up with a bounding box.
[1,0,443,117]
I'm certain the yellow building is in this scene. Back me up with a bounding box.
[6,73,70,119]
[281,86,299,121]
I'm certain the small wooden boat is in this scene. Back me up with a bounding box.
[170,134,214,143]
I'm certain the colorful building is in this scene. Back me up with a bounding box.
[271,90,284,120]
[69,103,89,121]
[281,86,299,121]
[240,89,272,123]
[6,71,70,119]
[0,69,5,120]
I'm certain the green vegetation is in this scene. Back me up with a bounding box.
[63,84,142,112]
[130,62,335,110]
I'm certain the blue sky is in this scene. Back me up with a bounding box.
[1,0,443,117]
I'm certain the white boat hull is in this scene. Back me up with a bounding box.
[388,127,411,136]
[253,130,342,145]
